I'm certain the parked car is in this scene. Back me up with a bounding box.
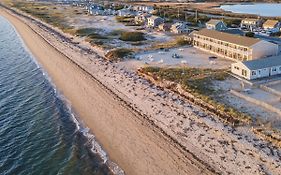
[172,53,182,59]
[208,56,217,60]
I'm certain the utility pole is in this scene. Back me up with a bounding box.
[195,9,198,23]
[178,8,180,20]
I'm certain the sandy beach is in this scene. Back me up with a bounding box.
[0,7,214,175]
[1,4,281,175]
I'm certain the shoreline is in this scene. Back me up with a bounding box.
[1,3,281,175]
[0,6,213,175]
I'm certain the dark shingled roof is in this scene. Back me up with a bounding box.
[242,55,281,70]
[195,29,261,47]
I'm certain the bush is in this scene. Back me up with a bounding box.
[109,29,123,36]
[271,31,281,37]
[87,33,107,39]
[116,16,132,23]
[90,40,104,46]
[75,28,101,37]
[245,32,255,37]
[120,32,146,41]
[223,19,241,27]
[105,48,133,61]
[176,37,190,46]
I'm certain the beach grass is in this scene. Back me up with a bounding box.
[150,36,191,51]
[120,31,146,41]
[105,48,133,61]
[141,67,252,125]
[10,1,74,32]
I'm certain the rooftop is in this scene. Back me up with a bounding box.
[206,19,222,26]
[195,29,261,47]
[242,55,281,70]
[242,18,261,22]
[263,19,279,27]
[148,15,162,20]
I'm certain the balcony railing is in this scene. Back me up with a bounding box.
[194,38,252,55]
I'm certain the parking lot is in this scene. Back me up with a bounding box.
[130,46,234,69]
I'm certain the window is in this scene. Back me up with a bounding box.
[234,66,240,70]
[242,69,248,77]
[272,68,277,72]
[252,71,256,76]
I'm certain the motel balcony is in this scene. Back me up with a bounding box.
[194,38,251,56]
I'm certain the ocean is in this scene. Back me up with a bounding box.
[0,16,118,175]
[220,3,281,17]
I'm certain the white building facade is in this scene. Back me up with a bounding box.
[231,55,281,80]
[147,16,164,28]
[193,29,279,61]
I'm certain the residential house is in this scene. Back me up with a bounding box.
[104,9,116,16]
[133,6,154,13]
[147,16,164,28]
[117,9,134,17]
[158,23,172,32]
[89,9,105,16]
[170,22,191,34]
[193,29,279,61]
[240,18,262,31]
[205,19,227,31]
[231,55,281,80]
[263,20,280,30]
[135,14,151,25]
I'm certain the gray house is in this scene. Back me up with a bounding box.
[231,55,281,80]
[206,19,227,31]
[147,16,164,28]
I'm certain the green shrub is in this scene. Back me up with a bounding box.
[87,33,107,39]
[223,19,241,27]
[105,48,133,61]
[115,16,132,22]
[176,37,190,46]
[245,32,255,38]
[75,28,100,36]
[109,29,123,36]
[120,32,146,41]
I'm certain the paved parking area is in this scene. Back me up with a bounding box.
[132,46,233,69]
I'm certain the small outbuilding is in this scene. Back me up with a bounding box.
[231,55,281,80]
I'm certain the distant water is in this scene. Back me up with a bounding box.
[0,16,116,175]
[220,3,281,17]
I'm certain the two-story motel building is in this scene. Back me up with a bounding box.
[193,29,279,61]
